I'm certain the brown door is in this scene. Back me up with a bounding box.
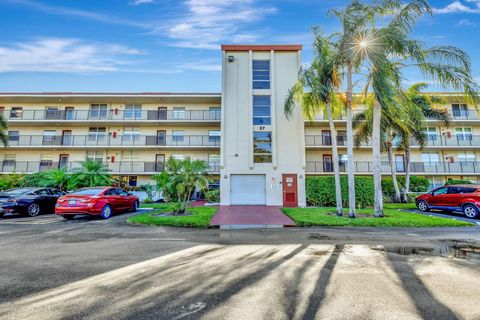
[158,107,167,120]
[282,174,298,207]
[155,154,165,172]
[62,130,72,145]
[322,130,331,146]
[58,154,69,169]
[156,130,166,146]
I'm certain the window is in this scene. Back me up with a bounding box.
[39,155,53,170]
[463,187,478,193]
[123,127,140,142]
[173,107,186,120]
[172,130,184,142]
[10,107,23,119]
[253,131,272,163]
[432,187,448,196]
[423,127,437,141]
[8,131,19,143]
[208,130,221,143]
[172,154,184,161]
[42,130,57,144]
[448,186,465,194]
[86,151,104,162]
[89,104,108,119]
[35,189,51,196]
[121,151,139,162]
[253,60,270,89]
[125,104,142,119]
[45,106,59,120]
[421,152,439,163]
[128,176,137,187]
[59,155,69,169]
[88,127,107,143]
[209,107,221,120]
[208,154,220,171]
[253,95,271,125]
[51,189,64,196]
[3,154,16,167]
[458,152,475,163]
[452,104,468,118]
[455,127,472,141]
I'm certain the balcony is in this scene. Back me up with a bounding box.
[306,161,480,174]
[5,109,221,122]
[6,135,221,148]
[305,135,480,148]
[0,161,220,174]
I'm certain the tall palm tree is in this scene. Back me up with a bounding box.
[285,33,345,216]
[356,0,478,216]
[0,111,8,147]
[398,83,449,201]
[43,168,71,191]
[70,160,112,189]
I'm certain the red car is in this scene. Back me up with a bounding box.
[55,187,139,220]
[416,184,480,219]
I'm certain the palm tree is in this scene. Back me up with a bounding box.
[285,33,344,216]
[356,0,478,216]
[70,160,112,189]
[398,83,449,201]
[0,111,8,147]
[43,168,71,191]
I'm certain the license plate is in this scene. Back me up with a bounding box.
[69,200,76,205]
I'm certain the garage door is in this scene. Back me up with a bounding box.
[230,175,266,205]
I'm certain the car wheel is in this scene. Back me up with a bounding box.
[462,204,479,219]
[100,205,113,219]
[26,203,41,217]
[61,215,75,220]
[416,200,429,212]
[131,200,139,212]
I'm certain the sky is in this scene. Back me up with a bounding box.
[0,0,479,93]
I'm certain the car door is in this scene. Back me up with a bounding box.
[446,186,465,209]
[48,189,64,212]
[428,186,449,207]
[104,188,121,212]
[117,188,131,210]
[34,188,53,213]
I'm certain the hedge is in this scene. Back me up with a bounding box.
[382,176,429,197]
[306,176,374,208]
[445,178,473,185]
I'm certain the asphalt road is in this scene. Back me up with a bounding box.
[0,211,480,320]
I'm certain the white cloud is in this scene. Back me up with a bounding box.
[165,0,277,49]
[0,38,144,73]
[455,18,478,26]
[433,1,480,14]
[129,0,155,5]
[180,59,221,71]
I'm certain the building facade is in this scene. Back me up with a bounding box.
[0,44,479,204]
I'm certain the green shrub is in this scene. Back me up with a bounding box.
[382,176,429,197]
[445,178,472,185]
[205,189,220,203]
[305,176,374,208]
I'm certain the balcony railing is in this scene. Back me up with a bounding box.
[306,161,480,174]
[6,135,221,147]
[305,135,480,147]
[310,110,480,121]
[5,109,221,121]
[0,161,220,174]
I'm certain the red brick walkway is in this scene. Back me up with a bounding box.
[210,206,295,228]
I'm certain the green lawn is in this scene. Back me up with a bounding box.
[282,203,475,228]
[130,203,217,228]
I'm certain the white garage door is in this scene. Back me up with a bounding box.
[230,175,266,205]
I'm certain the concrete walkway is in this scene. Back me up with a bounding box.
[210,206,295,229]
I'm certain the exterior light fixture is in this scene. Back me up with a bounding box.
[228,56,235,63]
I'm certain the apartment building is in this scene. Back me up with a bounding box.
[0,44,479,204]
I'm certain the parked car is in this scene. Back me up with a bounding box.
[416,185,480,218]
[0,188,65,217]
[55,187,139,220]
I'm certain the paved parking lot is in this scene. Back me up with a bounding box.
[405,208,480,225]
[1,210,480,319]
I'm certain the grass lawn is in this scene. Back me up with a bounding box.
[129,203,217,228]
[282,203,475,228]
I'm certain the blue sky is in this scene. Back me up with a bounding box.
[0,0,479,93]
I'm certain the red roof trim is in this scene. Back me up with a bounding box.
[221,44,302,51]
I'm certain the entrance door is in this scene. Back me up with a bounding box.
[230,175,266,205]
[58,154,69,169]
[322,130,332,146]
[323,155,333,172]
[155,154,165,172]
[156,130,166,146]
[282,174,298,207]
[395,154,405,172]
[65,107,74,120]
[61,130,72,146]
[158,107,167,120]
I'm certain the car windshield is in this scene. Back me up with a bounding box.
[2,188,33,196]
[71,188,104,196]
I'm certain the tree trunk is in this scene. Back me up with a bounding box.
[326,100,343,216]
[402,145,411,203]
[346,63,356,218]
[372,100,384,217]
[387,131,401,203]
